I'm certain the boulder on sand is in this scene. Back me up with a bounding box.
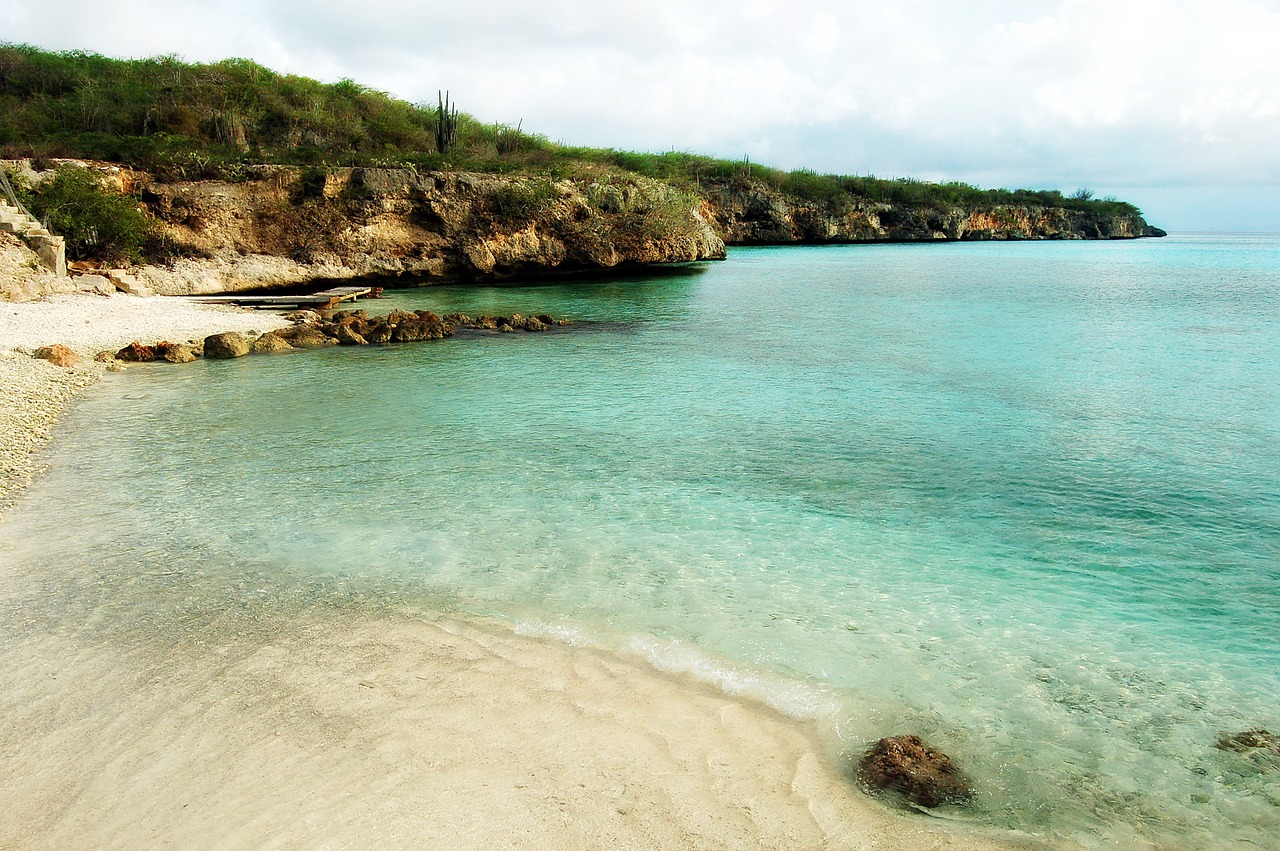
[203,332,250,359]
[157,342,197,363]
[115,341,157,362]
[33,344,83,369]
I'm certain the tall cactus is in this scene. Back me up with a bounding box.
[435,90,459,154]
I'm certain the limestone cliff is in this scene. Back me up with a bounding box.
[131,166,726,295]
[701,180,1163,244]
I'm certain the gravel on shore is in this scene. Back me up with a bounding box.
[0,292,290,516]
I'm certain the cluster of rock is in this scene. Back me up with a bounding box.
[857,735,973,809]
[304,307,570,349]
[92,308,570,365]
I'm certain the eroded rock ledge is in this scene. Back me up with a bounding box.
[130,166,726,296]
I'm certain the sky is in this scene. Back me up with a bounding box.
[4,0,1279,231]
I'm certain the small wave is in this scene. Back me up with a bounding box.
[627,635,840,721]
[514,618,840,720]
[513,619,594,647]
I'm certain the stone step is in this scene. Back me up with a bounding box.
[0,199,67,277]
[106,269,152,297]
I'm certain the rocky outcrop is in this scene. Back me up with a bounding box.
[858,735,973,808]
[3,158,1163,302]
[131,166,726,295]
[702,180,1160,244]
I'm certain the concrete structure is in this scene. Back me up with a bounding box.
[0,199,66,277]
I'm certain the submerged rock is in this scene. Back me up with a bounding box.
[203,331,250,359]
[858,735,973,808]
[1216,729,1280,754]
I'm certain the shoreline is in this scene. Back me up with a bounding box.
[0,292,289,515]
[0,543,1042,850]
[1,292,1050,849]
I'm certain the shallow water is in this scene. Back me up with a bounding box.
[4,234,1279,847]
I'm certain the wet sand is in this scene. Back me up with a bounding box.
[0,599,1037,850]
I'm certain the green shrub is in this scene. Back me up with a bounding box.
[24,165,152,262]
[481,180,558,227]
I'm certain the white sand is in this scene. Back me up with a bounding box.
[0,291,289,357]
[0,604,1043,850]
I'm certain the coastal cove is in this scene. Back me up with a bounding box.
[2,235,1278,848]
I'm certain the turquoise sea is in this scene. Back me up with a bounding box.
[4,233,1279,847]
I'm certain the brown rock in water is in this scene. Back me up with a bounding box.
[497,322,515,334]
[363,320,393,344]
[524,316,549,332]
[156,341,197,363]
[391,318,445,343]
[278,325,339,348]
[252,332,295,354]
[340,316,368,336]
[387,309,420,325]
[444,313,473,327]
[33,344,83,368]
[858,735,973,808]
[203,332,250,359]
[115,341,157,362]
[473,315,500,330]
[333,323,369,345]
[1216,729,1280,754]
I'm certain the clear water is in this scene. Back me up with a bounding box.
[5,234,1279,847]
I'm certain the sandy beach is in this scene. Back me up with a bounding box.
[0,292,1042,850]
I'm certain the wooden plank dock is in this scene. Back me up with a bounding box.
[183,285,381,310]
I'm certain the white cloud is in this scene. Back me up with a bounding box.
[5,0,1280,229]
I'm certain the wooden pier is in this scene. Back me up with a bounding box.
[183,285,381,310]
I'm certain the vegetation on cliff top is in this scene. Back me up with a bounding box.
[0,44,1141,220]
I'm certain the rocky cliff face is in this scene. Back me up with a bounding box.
[133,166,726,295]
[701,181,1160,244]
[2,159,1164,302]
